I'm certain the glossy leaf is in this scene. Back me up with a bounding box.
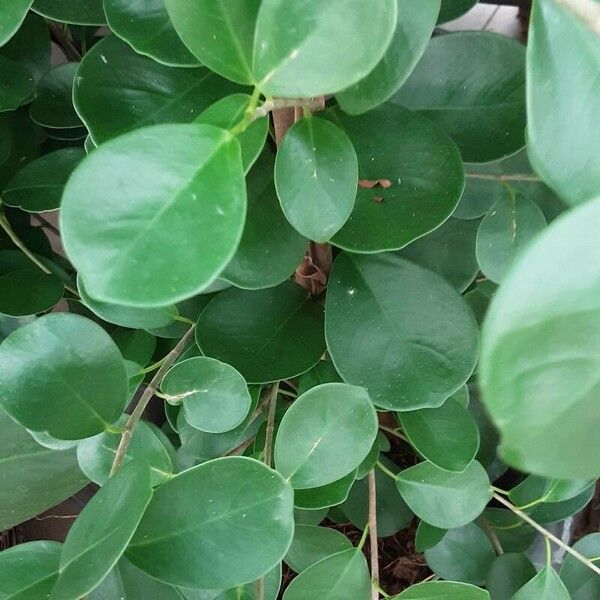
[161,356,252,433]
[0,270,63,316]
[0,313,128,439]
[0,0,34,46]
[254,0,397,97]
[61,123,246,307]
[197,281,325,383]
[127,457,294,589]
[560,533,600,599]
[0,55,33,112]
[399,398,480,472]
[512,566,570,600]
[527,0,600,205]
[32,0,106,25]
[285,525,353,573]
[487,553,536,600]
[326,253,478,410]
[392,32,526,162]
[293,470,357,511]
[480,198,600,479]
[394,581,490,599]
[336,0,440,114]
[274,383,377,488]
[329,104,463,252]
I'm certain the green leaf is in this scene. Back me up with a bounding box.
[326,253,478,410]
[544,478,596,503]
[480,198,600,479]
[0,0,34,46]
[530,484,595,524]
[61,123,246,308]
[0,270,63,316]
[253,0,397,97]
[527,0,600,205]
[400,217,480,292]
[221,150,307,289]
[147,294,216,339]
[282,549,371,600]
[29,63,83,129]
[396,460,491,528]
[52,461,153,600]
[74,36,239,144]
[297,360,342,396]
[336,0,440,114]
[293,470,357,511]
[424,523,495,585]
[285,525,353,574]
[484,509,536,554]
[0,540,61,599]
[275,117,358,242]
[0,55,33,112]
[197,281,325,384]
[32,0,106,25]
[77,417,173,486]
[0,313,128,439]
[104,0,199,67]
[274,383,377,489]
[0,408,88,530]
[328,104,464,252]
[294,508,328,526]
[399,398,480,472]
[487,553,536,600]
[476,190,546,284]
[512,566,570,600]
[414,521,446,553]
[2,147,85,212]
[392,32,526,162]
[393,581,490,599]
[196,93,268,174]
[355,437,380,480]
[437,0,478,23]
[160,356,252,434]
[0,111,42,189]
[560,533,600,599]
[127,456,294,589]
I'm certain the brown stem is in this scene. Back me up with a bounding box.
[465,173,540,182]
[109,325,196,476]
[47,21,82,62]
[33,214,60,236]
[478,516,504,556]
[368,470,379,600]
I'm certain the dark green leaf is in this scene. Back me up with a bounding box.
[293,470,357,511]
[32,0,106,25]
[0,55,33,112]
[560,533,600,600]
[487,553,536,600]
[285,525,353,573]
[512,566,570,600]
[530,484,595,524]
[297,360,342,396]
[0,270,63,316]
[415,521,446,553]
[0,0,34,46]
[0,111,42,189]
[294,508,328,527]
[437,0,478,23]
[393,581,490,599]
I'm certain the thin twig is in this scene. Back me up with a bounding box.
[478,516,504,556]
[263,382,279,467]
[368,470,380,600]
[47,21,82,61]
[109,325,196,476]
[226,436,256,457]
[492,492,600,576]
[379,425,409,443]
[33,214,60,236]
[465,173,541,182]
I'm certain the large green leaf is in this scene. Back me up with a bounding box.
[104,0,199,67]
[328,104,464,252]
[275,117,358,242]
[0,0,34,46]
[274,383,377,489]
[392,32,526,162]
[487,553,536,600]
[326,253,478,410]
[282,549,371,600]
[197,281,325,383]
[0,270,63,316]
[52,461,153,600]
[336,0,440,114]
[480,198,600,479]
[161,356,252,433]
[0,55,33,112]
[512,566,570,600]
[74,36,239,144]
[0,540,62,600]
[396,460,491,529]
[127,457,294,589]
[527,0,600,205]
[0,408,88,530]
[393,581,489,599]
[61,123,246,308]
[560,533,600,599]
[32,0,106,25]
[0,313,128,439]
[253,0,397,97]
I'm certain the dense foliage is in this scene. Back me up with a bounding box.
[0,0,599,598]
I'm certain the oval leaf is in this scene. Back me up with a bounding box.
[0,270,63,316]
[32,0,106,25]
[394,581,490,599]
[487,553,536,600]
[0,0,34,46]
[512,566,570,600]
[0,55,33,112]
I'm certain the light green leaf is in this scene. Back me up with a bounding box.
[32,0,106,25]
[275,117,358,242]
[274,383,377,489]
[560,533,600,599]
[161,356,252,433]
[326,253,478,410]
[61,123,246,308]
[486,553,536,600]
[392,32,526,162]
[0,55,33,112]
[52,461,153,600]
[512,566,570,600]
[254,0,397,97]
[197,281,325,383]
[0,270,63,316]
[437,0,478,23]
[414,521,446,553]
[293,470,357,511]
[0,313,128,439]
[336,0,440,114]
[0,0,34,47]
[328,104,464,252]
[393,581,489,599]
[527,0,600,205]
[480,198,600,479]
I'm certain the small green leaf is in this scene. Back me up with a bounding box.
[52,461,153,600]
[297,360,342,396]
[197,281,325,383]
[415,521,446,553]
[487,553,536,600]
[393,581,490,599]
[32,0,106,25]
[0,270,63,316]
[437,0,478,23]
[512,566,570,600]
[161,356,252,434]
[530,484,595,524]
[0,0,34,46]
[275,117,358,242]
[294,508,328,526]
[293,470,357,511]
[560,533,600,599]
[274,383,377,489]
[0,55,33,112]
[127,457,294,589]
[61,123,246,308]
[0,313,128,439]
[544,478,596,503]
